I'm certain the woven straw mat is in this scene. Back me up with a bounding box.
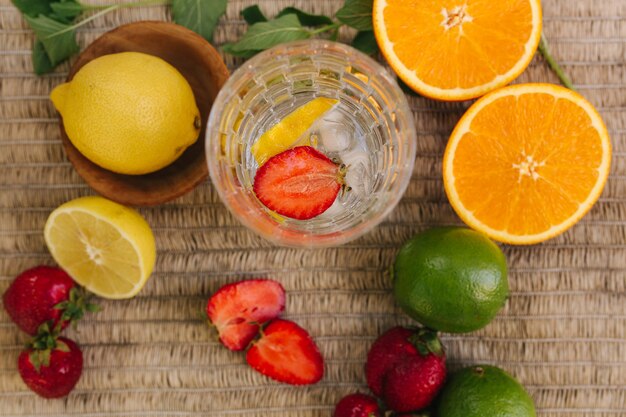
[0,0,625,416]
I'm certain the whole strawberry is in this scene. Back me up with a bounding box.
[365,327,446,413]
[382,351,446,412]
[334,393,382,417]
[3,266,98,335]
[365,326,420,396]
[18,327,83,398]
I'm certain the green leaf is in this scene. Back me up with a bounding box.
[32,40,55,75]
[171,0,227,42]
[276,7,333,27]
[53,301,69,310]
[55,340,70,352]
[49,1,84,21]
[40,350,51,368]
[351,30,378,55]
[29,350,43,373]
[85,303,101,313]
[36,322,51,335]
[221,43,257,58]
[69,287,79,302]
[24,14,79,66]
[11,0,53,17]
[225,14,310,54]
[336,0,373,31]
[241,5,267,25]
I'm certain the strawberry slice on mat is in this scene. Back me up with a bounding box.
[246,319,324,385]
[206,279,286,351]
[253,146,346,220]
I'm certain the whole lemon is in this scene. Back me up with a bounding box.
[51,52,201,175]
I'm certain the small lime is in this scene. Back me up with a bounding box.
[393,227,508,333]
[437,365,536,417]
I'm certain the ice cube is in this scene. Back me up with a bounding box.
[322,108,346,124]
[342,149,372,195]
[318,110,352,152]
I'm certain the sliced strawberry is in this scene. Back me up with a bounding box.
[246,319,324,385]
[206,279,285,351]
[253,146,345,220]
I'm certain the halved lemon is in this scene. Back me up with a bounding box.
[443,84,612,245]
[251,97,337,165]
[373,0,543,101]
[44,196,156,299]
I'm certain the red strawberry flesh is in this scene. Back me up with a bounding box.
[365,326,420,396]
[334,393,382,417]
[253,146,343,220]
[18,336,83,398]
[207,279,285,351]
[246,319,324,385]
[3,266,75,335]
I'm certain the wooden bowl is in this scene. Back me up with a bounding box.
[59,21,230,206]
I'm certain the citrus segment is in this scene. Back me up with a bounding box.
[251,97,338,165]
[373,0,542,100]
[44,196,156,299]
[443,84,612,244]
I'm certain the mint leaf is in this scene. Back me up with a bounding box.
[50,1,84,21]
[276,7,333,27]
[171,0,227,42]
[241,5,267,25]
[24,14,79,66]
[11,0,53,17]
[351,30,378,55]
[32,40,55,75]
[225,14,310,54]
[336,0,373,31]
[221,43,257,58]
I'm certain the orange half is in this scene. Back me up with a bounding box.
[373,0,543,101]
[443,84,612,245]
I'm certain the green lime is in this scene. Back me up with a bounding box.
[393,227,508,333]
[437,365,536,417]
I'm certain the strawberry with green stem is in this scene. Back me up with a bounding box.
[18,323,83,398]
[3,266,100,335]
[366,326,446,413]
